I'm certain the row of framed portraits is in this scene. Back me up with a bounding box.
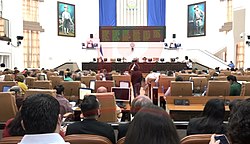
[57,1,206,38]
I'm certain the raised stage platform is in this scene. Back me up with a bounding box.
[82,62,187,73]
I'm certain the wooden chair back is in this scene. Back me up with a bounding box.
[240,82,250,96]
[112,75,131,87]
[0,136,23,144]
[4,74,14,81]
[180,134,213,144]
[33,80,52,89]
[170,81,193,96]
[50,76,64,88]
[0,92,18,123]
[236,75,250,81]
[25,76,37,88]
[64,134,112,144]
[158,76,175,93]
[117,137,125,144]
[24,89,56,99]
[0,81,17,92]
[60,81,81,100]
[95,80,115,92]
[206,81,230,96]
[94,92,117,122]
[191,77,208,93]
[81,76,96,87]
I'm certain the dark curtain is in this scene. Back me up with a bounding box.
[99,0,117,26]
[147,0,166,26]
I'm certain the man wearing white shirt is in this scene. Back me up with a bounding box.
[19,94,69,144]
[62,5,73,34]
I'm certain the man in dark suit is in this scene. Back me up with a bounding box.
[117,95,152,140]
[66,95,115,144]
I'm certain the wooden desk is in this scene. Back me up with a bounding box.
[82,62,186,73]
[167,104,230,121]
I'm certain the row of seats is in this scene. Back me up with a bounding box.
[0,91,118,123]
[151,75,250,96]
[0,133,214,144]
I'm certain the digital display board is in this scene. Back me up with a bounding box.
[99,26,166,42]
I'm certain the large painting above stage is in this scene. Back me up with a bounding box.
[99,26,166,42]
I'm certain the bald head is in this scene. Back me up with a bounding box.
[96,86,107,93]
[131,95,152,116]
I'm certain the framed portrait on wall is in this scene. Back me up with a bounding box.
[187,1,206,37]
[57,1,75,37]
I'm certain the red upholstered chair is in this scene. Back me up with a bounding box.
[64,134,113,144]
[117,137,125,144]
[0,136,23,144]
[94,92,117,122]
[180,134,213,144]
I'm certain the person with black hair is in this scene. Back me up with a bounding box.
[18,94,68,143]
[187,99,227,135]
[124,104,179,144]
[55,85,73,115]
[15,73,28,95]
[66,95,115,144]
[64,72,73,81]
[210,98,250,144]
[228,99,242,121]
[227,75,241,96]
[225,98,250,144]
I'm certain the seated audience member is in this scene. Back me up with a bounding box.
[167,70,174,76]
[227,98,250,143]
[210,99,250,144]
[55,85,73,115]
[124,105,179,144]
[227,75,241,96]
[64,72,73,81]
[164,76,183,96]
[117,95,152,140]
[18,94,68,144]
[187,99,227,135]
[66,95,115,144]
[37,71,48,80]
[15,74,28,95]
[9,86,23,109]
